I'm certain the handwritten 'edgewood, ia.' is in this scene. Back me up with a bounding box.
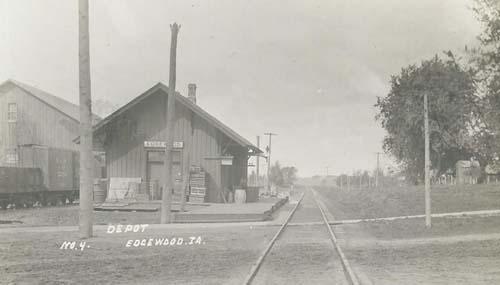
[105,224,205,248]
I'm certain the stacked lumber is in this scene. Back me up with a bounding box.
[189,166,206,203]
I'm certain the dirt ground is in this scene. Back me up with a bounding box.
[316,184,500,220]
[0,225,276,285]
[0,205,161,227]
[2,187,500,284]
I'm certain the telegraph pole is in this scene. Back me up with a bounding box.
[424,93,432,228]
[256,136,260,186]
[78,0,93,239]
[375,152,382,188]
[264,132,277,192]
[161,23,180,224]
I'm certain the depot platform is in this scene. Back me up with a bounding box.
[94,197,288,223]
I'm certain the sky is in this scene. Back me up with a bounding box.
[0,0,482,177]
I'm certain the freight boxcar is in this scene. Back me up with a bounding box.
[0,167,44,208]
[0,146,105,208]
[8,146,80,206]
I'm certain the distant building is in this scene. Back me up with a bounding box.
[89,82,262,203]
[0,79,100,166]
[485,163,500,183]
[456,160,481,185]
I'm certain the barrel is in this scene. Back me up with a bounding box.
[93,179,106,203]
[234,189,246,204]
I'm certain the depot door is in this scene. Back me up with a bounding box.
[146,150,183,201]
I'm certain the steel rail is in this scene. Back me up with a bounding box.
[311,189,360,285]
[242,192,305,285]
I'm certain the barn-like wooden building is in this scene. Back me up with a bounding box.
[0,79,100,165]
[0,79,102,195]
[92,82,262,203]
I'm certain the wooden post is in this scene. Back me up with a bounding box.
[424,93,431,228]
[161,23,180,224]
[78,0,93,238]
[256,136,260,186]
[180,135,190,212]
[375,152,381,188]
[264,133,277,192]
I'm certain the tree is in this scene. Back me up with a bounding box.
[469,0,500,163]
[93,99,119,118]
[375,54,478,183]
[281,166,298,186]
[268,161,298,187]
[269,161,284,187]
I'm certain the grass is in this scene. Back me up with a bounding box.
[344,239,500,285]
[316,183,500,284]
[315,183,500,220]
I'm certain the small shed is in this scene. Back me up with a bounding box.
[456,160,481,185]
[485,163,500,184]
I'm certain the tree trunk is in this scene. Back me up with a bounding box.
[161,23,180,224]
[78,0,93,238]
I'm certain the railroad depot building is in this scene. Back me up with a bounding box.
[91,82,262,203]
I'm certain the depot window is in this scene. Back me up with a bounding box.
[7,103,17,122]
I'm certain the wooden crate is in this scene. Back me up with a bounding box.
[188,195,205,203]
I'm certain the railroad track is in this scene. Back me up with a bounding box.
[243,188,360,285]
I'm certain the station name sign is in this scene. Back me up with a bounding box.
[144,141,184,149]
[221,157,233,166]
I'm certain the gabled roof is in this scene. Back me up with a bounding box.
[91,82,262,154]
[0,79,100,124]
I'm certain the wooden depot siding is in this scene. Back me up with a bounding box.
[102,89,227,202]
[0,86,80,165]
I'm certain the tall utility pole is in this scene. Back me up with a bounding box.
[375,152,382,188]
[424,93,432,228]
[256,136,260,186]
[78,0,93,238]
[161,23,180,224]
[347,174,351,191]
[264,132,277,191]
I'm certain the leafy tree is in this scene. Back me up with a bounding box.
[269,161,284,186]
[281,166,298,186]
[469,0,500,162]
[375,54,478,183]
[269,161,298,187]
[93,99,120,118]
